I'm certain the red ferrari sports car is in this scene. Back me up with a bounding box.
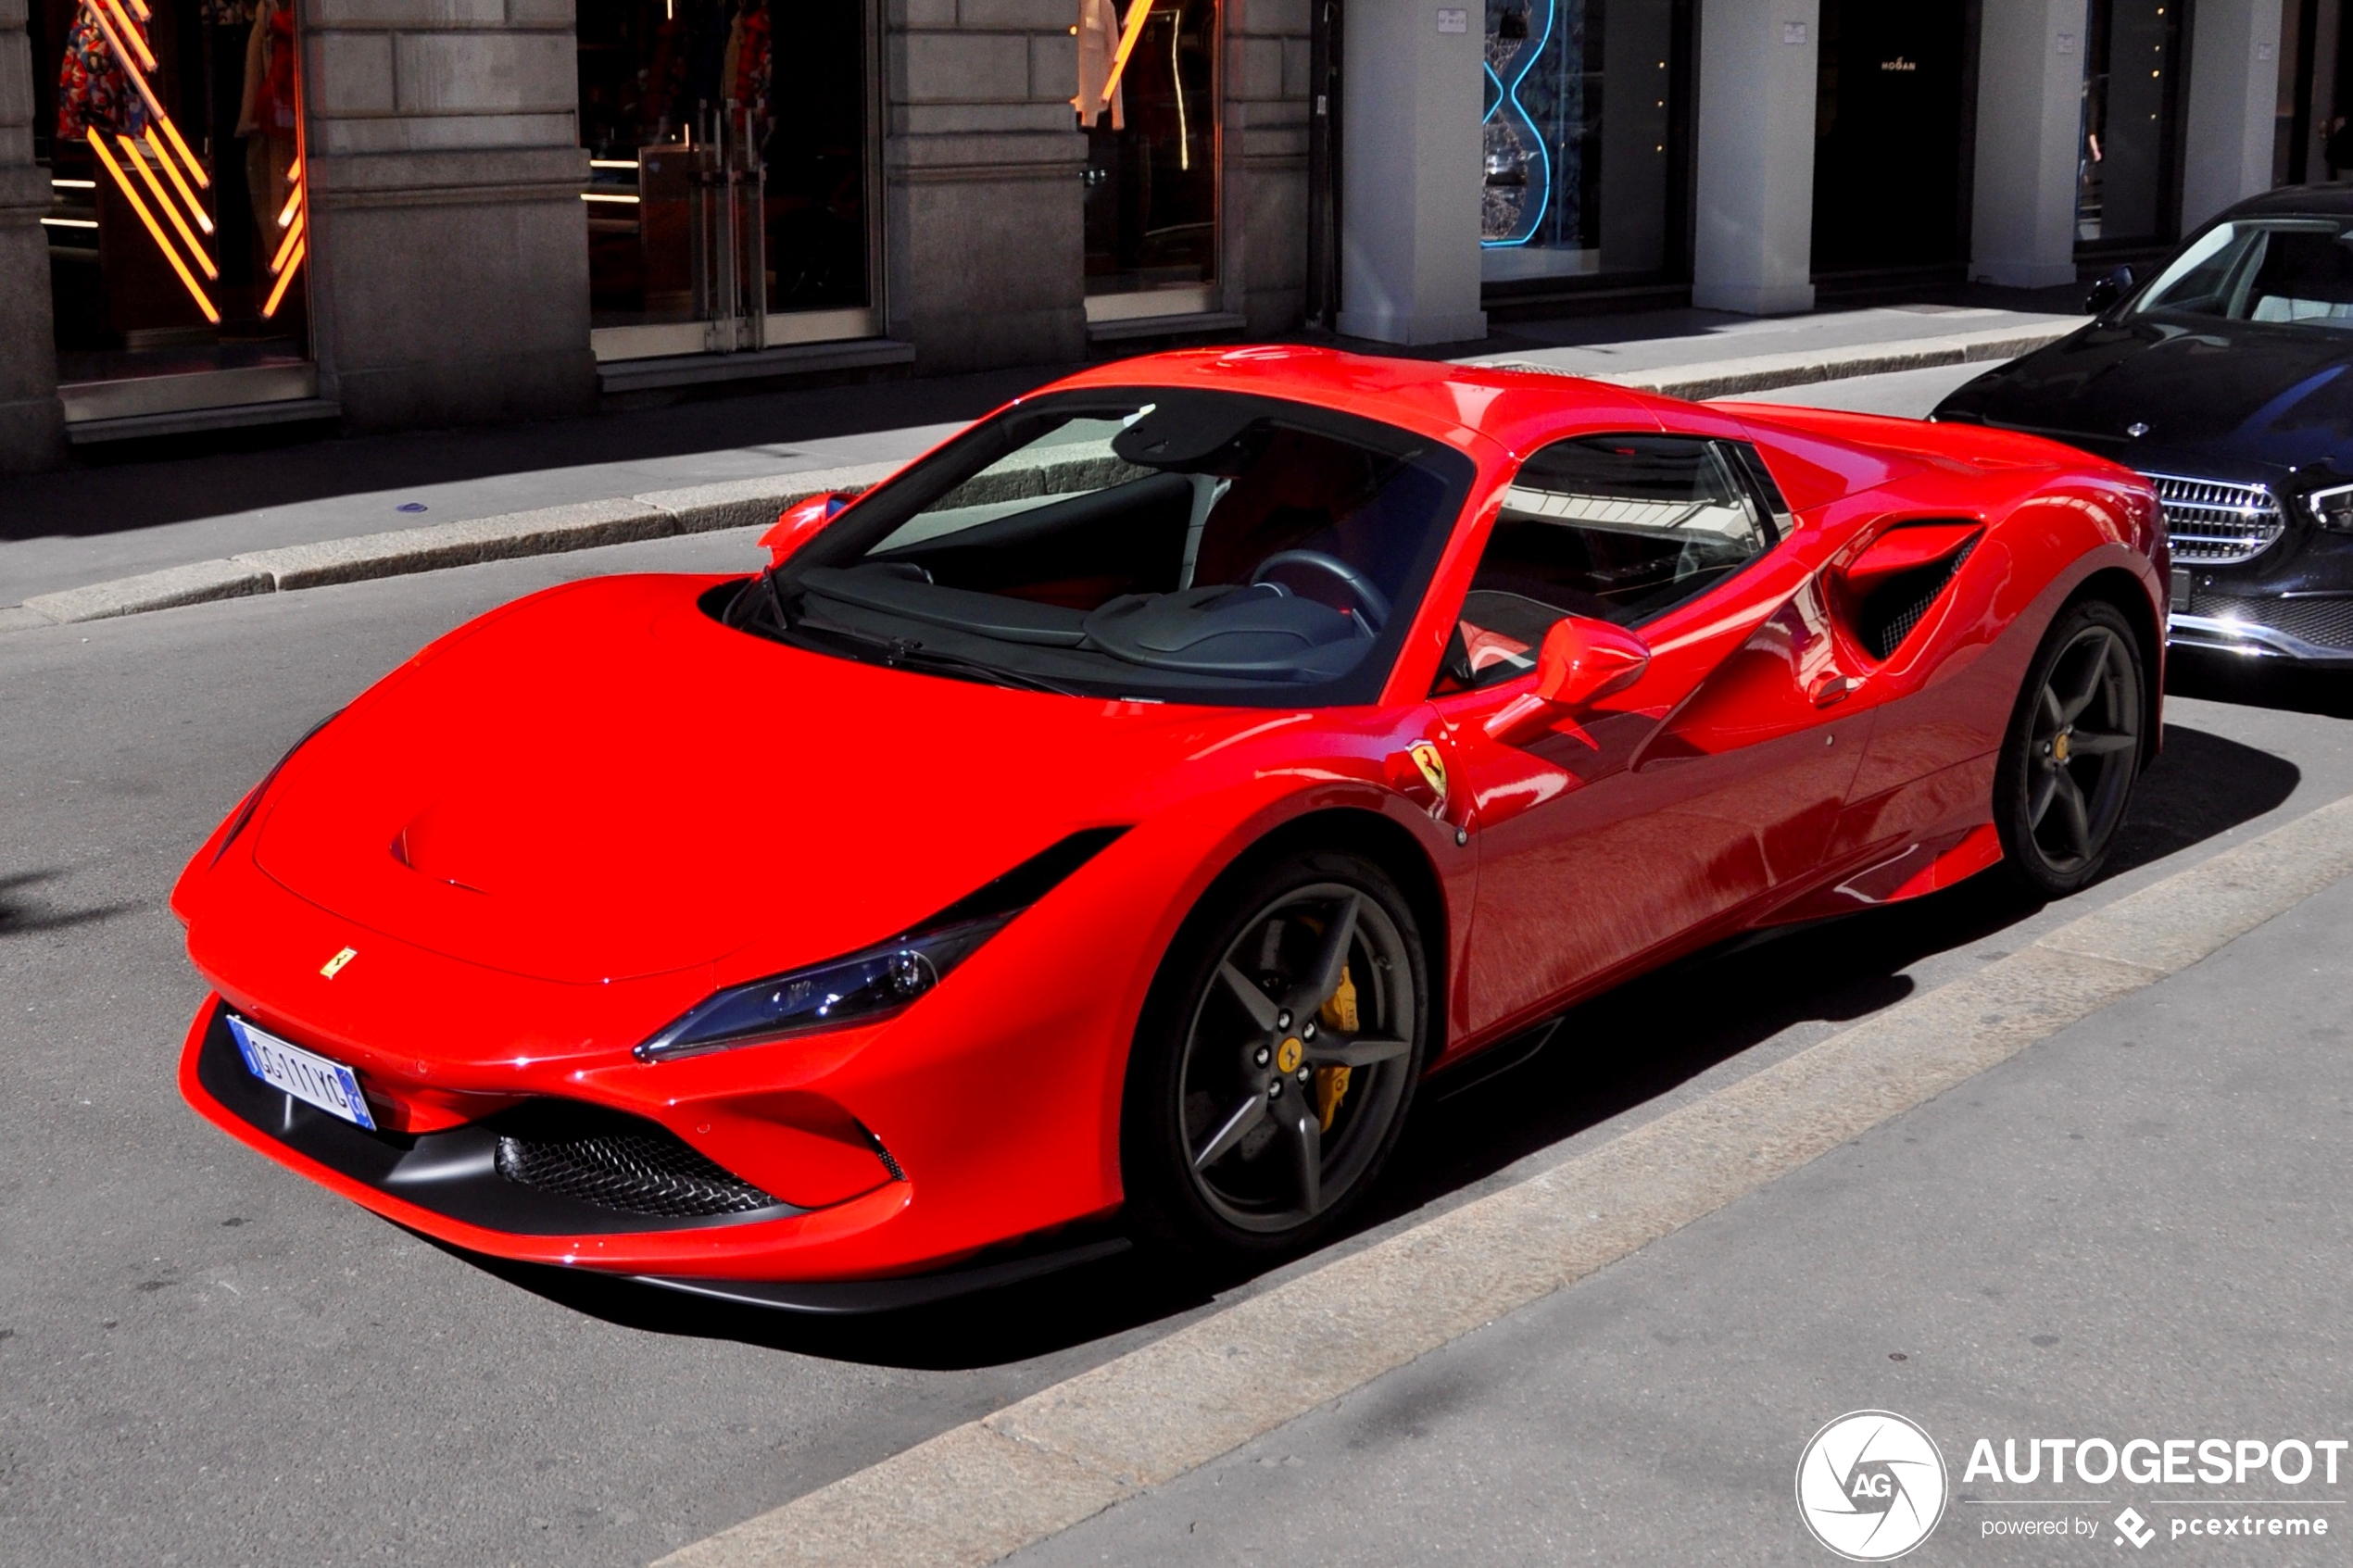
[172,347,2165,1306]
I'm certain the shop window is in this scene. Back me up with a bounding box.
[1078,0,1219,322]
[1809,0,1971,277]
[2078,0,2185,249]
[1479,0,1682,287]
[29,0,314,423]
[576,0,876,361]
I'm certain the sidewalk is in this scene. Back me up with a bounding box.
[1,301,2084,616]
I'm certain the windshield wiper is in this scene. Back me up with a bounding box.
[796,620,1083,696]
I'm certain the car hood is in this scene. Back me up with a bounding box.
[251,575,1255,985]
[1939,317,2353,482]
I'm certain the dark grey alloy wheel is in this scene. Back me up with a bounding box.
[1125,853,1428,1259]
[1997,600,2145,897]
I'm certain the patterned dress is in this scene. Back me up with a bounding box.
[56,6,150,142]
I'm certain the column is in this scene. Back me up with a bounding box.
[1226,0,1313,331]
[1969,0,2087,288]
[301,0,598,429]
[0,0,64,471]
[884,0,1088,371]
[2181,0,2287,228]
[1336,0,1485,346]
[1692,0,1817,315]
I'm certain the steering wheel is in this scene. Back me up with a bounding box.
[1251,550,1392,633]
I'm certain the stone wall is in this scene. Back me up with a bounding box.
[0,0,63,471]
[1224,0,1309,333]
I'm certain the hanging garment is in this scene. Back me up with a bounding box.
[1076,0,1126,131]
[56,6,150,142]
[736,0,773,146]
[200,0,255,26]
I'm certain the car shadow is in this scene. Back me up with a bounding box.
[2168,647,2353,721]
[442,722,2296,1369]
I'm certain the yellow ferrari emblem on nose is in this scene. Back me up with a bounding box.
[321,947,358,979]
[1277,1036,1304,1073]
[1407,740,1448,802]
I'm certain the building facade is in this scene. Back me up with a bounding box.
[0,0,2326,470]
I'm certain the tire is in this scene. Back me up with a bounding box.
[1993,597,2146,898]
[1120,850,1430,1264]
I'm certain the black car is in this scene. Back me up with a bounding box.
[1935,184,2353,667]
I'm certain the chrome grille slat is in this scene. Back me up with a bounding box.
[2140,471,2286,565]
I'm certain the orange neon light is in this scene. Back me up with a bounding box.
[261,239,305,317]
[269,207,306,275]
[276,184,302,228]
[1096,0,1154,115]
[120,134,215,278]
[145,132,213,233]
[286,157,302,181]
[89,136,219,322]
[153,112,210,191]
[101,0,156,69]
[120,0,149,19]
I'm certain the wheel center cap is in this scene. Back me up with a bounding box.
[1276,1036,1304,1074]
[2052,730,2072,763]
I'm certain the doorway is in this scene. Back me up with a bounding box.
[1809,0,1976,282]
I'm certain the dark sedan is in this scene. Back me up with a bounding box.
[1936,184,2353,667]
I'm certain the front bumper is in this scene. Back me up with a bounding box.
[2171,594,2353,666]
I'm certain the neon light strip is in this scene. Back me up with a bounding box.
[153,113,209,191]
[580,191,640,203]
[41,217,101,228]
[120,134,216,277]
[88,136,218,321]
[276,182,302,228]
[145,131,214,233]
[52,178,97,189]
[1096,0,1154,115]
[588,158,638,169]
[261,239,305,316]
[270,207,306,274]
[101,0,156,69]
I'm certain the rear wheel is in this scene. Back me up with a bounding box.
[1122,851,1428,1262]
[1994,599,2145,897]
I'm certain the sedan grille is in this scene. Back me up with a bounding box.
[494,1120,780,1219]
[2194,593,2353,651]
[2142,473,2285,565]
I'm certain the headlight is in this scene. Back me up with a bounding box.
[2305,482,2353,533]
[634,916,1007,1062]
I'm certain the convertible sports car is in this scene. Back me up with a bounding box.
[1937,183,2353,667]
[172,347,2166,1306]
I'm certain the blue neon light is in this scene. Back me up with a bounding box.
[1481,0,1556,248]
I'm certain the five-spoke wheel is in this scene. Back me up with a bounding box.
[1123,852,1428,1260]
[1996,599,2145,896]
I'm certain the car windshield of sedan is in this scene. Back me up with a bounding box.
[732,389,1475,705]
[2132,218,2353,329]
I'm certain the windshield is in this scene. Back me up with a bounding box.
[728,389,1476,705]
[2131,218,2353,329]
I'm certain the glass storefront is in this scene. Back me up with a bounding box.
[1078,0,1219,321]
[29,0,315,424]
[1810,0,1971,277]
[576,0,877,360]
[1478,0,1682,288]
[2077,0,2184,248]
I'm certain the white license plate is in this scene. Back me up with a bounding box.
[225,1013,377,1131]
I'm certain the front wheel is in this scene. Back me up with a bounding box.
[1994,598,2145,897]
[1121,851,1429,1263]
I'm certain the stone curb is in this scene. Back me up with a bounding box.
[656,788,2353,1568]
[7,322,2085,629]
[1480,319,2086,403]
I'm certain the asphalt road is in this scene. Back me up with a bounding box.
[2,533,2349,1567]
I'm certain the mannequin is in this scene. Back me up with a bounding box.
[1076,0,1126,129]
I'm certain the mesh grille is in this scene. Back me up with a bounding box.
[2196,594,2353,651]
[1856,539,1977,660]
[2144,473,2286,565]
[494,1123,780,1218]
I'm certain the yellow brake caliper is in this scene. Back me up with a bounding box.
[1315,966,1358,1131]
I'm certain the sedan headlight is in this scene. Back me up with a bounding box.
[2305,482,2353,533]
[635,917,1007,1062]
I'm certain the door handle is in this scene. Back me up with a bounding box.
[1810,674,1856,708]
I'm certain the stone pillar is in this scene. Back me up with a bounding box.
[1225,0,1312,332]
[884,0,1088,371]
[1692,0,1817,315]
[301,0,597,429]
[1969,0,2086,288]
[0,0,64,471]
[2181,0,2286,228]
[1335,0,1484,345]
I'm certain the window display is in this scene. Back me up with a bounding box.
[1810,0,1969,275]
[1479,0,1680,286]
[576,0,875,359]
[30,0,313,415]
[2077,0,2183,247]
[1077,0,1218,319]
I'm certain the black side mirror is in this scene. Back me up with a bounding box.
[2084,265,2134,315]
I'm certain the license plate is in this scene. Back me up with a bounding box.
[2171,566,2193,613]
[224,1013,377,1130]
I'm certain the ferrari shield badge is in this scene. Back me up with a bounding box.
[1407,740,1448,806]
[320,947,358,979]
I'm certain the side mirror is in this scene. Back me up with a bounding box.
[758,490,856,567]
[1483,615,1651,746]
[2083,265,2134,315]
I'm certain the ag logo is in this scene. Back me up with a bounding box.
[1795,1411,1948,1561]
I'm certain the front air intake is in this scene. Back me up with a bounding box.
[493,1112,780,1218]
